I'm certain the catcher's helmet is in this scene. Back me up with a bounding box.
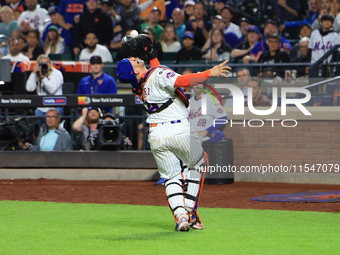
[116,59,139,89]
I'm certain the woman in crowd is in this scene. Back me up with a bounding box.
[17,36,27,50]
[203,28,232,61]
[0,6,19,38]
[21,29,45,60]
[26,54,64,116]
[0,6,19,56]
[44,25,65,55]
[159,24,181,53]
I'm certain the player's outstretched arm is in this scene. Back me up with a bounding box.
[174,60,232,87]
[209,60,232,78]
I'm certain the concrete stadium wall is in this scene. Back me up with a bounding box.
[228,120,340,168]
[221,107,340,184]
[224,107,340,168]
[0,107,339,184]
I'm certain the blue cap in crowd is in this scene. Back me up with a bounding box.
[265,19,278,27]
[183,31,194,39]
[88,107,99,112]
[48,5,60,15]
[90,55,103,64]
[247,25,261,34]
[209,130,226,142]
[116,59,139,89]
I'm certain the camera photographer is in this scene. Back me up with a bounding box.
[21,108,72,151]
[72,107,132,150]
[26,54,64,117]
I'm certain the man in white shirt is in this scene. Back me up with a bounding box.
[221,5,242,39]
[17,0,50,35]
[79,31,113,63]
[2,38,30,64]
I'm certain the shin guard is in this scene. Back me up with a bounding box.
[185,150,209,229]
[164,174,187,222]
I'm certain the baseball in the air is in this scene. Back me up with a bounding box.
[130,30,138,38]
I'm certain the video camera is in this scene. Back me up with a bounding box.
[0,116,40,151]
[96,119,122,150]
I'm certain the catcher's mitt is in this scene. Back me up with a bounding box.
[121,34,153,55]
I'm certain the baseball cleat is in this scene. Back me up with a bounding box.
[190,212,204,230]
[175,214,190,232]
[155,178,165,185]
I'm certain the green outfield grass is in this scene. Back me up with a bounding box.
[0,201,339,255]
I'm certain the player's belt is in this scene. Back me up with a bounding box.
[150,120,181,128]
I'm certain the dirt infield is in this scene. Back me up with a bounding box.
[0,179,339,213]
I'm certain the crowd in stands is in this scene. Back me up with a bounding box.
[0,0,339,79]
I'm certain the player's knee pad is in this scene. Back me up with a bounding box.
[164,174,187,217]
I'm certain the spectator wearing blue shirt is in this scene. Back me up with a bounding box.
[166,0,185,19]
[77,55,117,95]
[21,108,72,151]
[77,55,118,112]
[271,0,300,22]
[171,8,186,45]
[281,0,319,30]
[58,0,87,55]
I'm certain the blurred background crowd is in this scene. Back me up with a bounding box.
[1,0,339,79]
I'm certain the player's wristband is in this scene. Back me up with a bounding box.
[150,58,160,67]
[148,48,158,60]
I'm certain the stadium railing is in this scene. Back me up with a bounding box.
[309,44,340,78]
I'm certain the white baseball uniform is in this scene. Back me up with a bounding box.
[308,29,339,63]
[139,64,207,218]
[142,66,204,179]
[189,93,227,142]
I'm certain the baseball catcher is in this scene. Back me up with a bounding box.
[116,34,231,231]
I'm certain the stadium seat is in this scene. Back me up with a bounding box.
[163,52,177,61]
[177,60,207,73]
[62,82,75,94]
[111,51,118,62]
[103,66,116,77]
[49,53,73,61]
[258,0,275,29]
[281,26,300,41]
[236,0,261,23]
